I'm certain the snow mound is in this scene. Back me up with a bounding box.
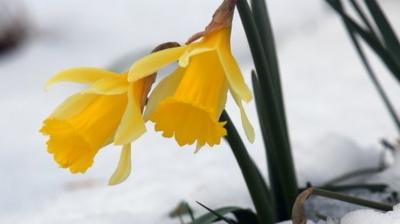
[277,220,334,224]
[341,204,400,224]
[370,149,400,190]
[296,134,383,186]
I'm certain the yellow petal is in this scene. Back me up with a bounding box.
[231,90,255,143]
[109,144,132,185]
[45,67,120,90]
[128,46,187,82]
[42,118,96,173]
[50,93,98,119]
[178,46,213,67]
[218,50,253,102]
[114,83,146,145]
[83,76,129,95]
[143,68,184,121]
[151,98,227,147]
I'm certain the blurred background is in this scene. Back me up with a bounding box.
[1,0,400,223]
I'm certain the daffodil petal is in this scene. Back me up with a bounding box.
[218,50,253,102]
[83,76,129,95]
[45,67,120,90]
[128,46,187,82]
[114,84,146,145]
[50,93,98,119]
[231,90,255,143]
[108,144,132,185]
[178,47,213,67]
[143,68,184,121]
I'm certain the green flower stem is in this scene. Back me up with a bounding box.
[236,0,298,220]
[221,111,274,224]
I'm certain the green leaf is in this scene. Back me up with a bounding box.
[231,209,259,224]
[191,204,259,224]
[191,206,240,224]
[334,0,400,133]
[250,0,290,145]
[221,111,274,224]
[236,1,298,220]
[349,0,377,36]
[325,0,400,82]
[251,71,296,220]
[364,0,400,65]
[196,202,236,224]
[250,0,285,114]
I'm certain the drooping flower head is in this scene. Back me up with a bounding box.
[40,42,180,185]
[40,68,153,185]
[129,0,254,150]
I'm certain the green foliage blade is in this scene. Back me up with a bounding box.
[334,0,400,133]
[364,0,400,64]
[349,0,377,35]
[231,209,259,224]
[221,111,274,224]
[250,0,284,107]
[191,206,259,224]
[236,0,298,220]
[191,206,240,224]
[325,0,400,82]
[251,71,295,220]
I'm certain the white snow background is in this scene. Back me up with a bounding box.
[1,0,400,223]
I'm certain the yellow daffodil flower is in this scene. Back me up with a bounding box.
[128,0,254,150]
[40,68,154,185]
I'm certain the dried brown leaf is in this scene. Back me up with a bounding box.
[292,187,315,224]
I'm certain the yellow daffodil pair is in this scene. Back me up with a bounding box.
[40,0,254,185]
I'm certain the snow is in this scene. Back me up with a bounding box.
[370,149,400,191]
[277,221,315,224]
[295,134,382,186]
[340,203,400,224]
[1,0,400,223]
[279,202,400,224]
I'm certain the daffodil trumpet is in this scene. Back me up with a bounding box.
[129,0,254,150]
